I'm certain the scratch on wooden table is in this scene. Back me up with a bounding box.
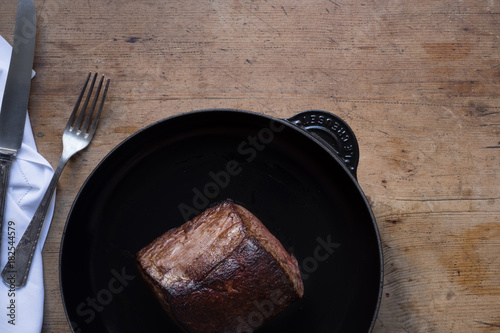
[473,320,500,328]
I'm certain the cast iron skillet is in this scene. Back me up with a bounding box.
[59,109,383,333]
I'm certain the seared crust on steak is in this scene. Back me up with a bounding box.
[136,200,304,333]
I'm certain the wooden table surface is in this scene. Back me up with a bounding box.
[1,0,499,332]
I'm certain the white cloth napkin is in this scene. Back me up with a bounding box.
[0,36,55,333]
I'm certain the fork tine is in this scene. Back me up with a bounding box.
[88,77,110,137]
[73,72,98,131]
[82,74,105,132]
[66,72,91,130]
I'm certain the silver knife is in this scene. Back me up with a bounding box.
[0,0,36,259]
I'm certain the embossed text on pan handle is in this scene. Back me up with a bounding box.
[286,110,360,178]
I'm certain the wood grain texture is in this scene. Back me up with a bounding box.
[0,0,499,332]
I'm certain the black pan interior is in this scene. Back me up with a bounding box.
[60,109,382,333]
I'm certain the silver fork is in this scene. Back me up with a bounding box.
[1,72,110,287]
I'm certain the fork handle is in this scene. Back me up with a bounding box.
[1,155,68,288]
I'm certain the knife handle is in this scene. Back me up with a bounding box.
[0,154,14,254]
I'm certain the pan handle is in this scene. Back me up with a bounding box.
[286,110,359,178]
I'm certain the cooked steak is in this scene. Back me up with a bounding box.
[136,199,304,333]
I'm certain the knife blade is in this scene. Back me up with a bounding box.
[0,0,36,259]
